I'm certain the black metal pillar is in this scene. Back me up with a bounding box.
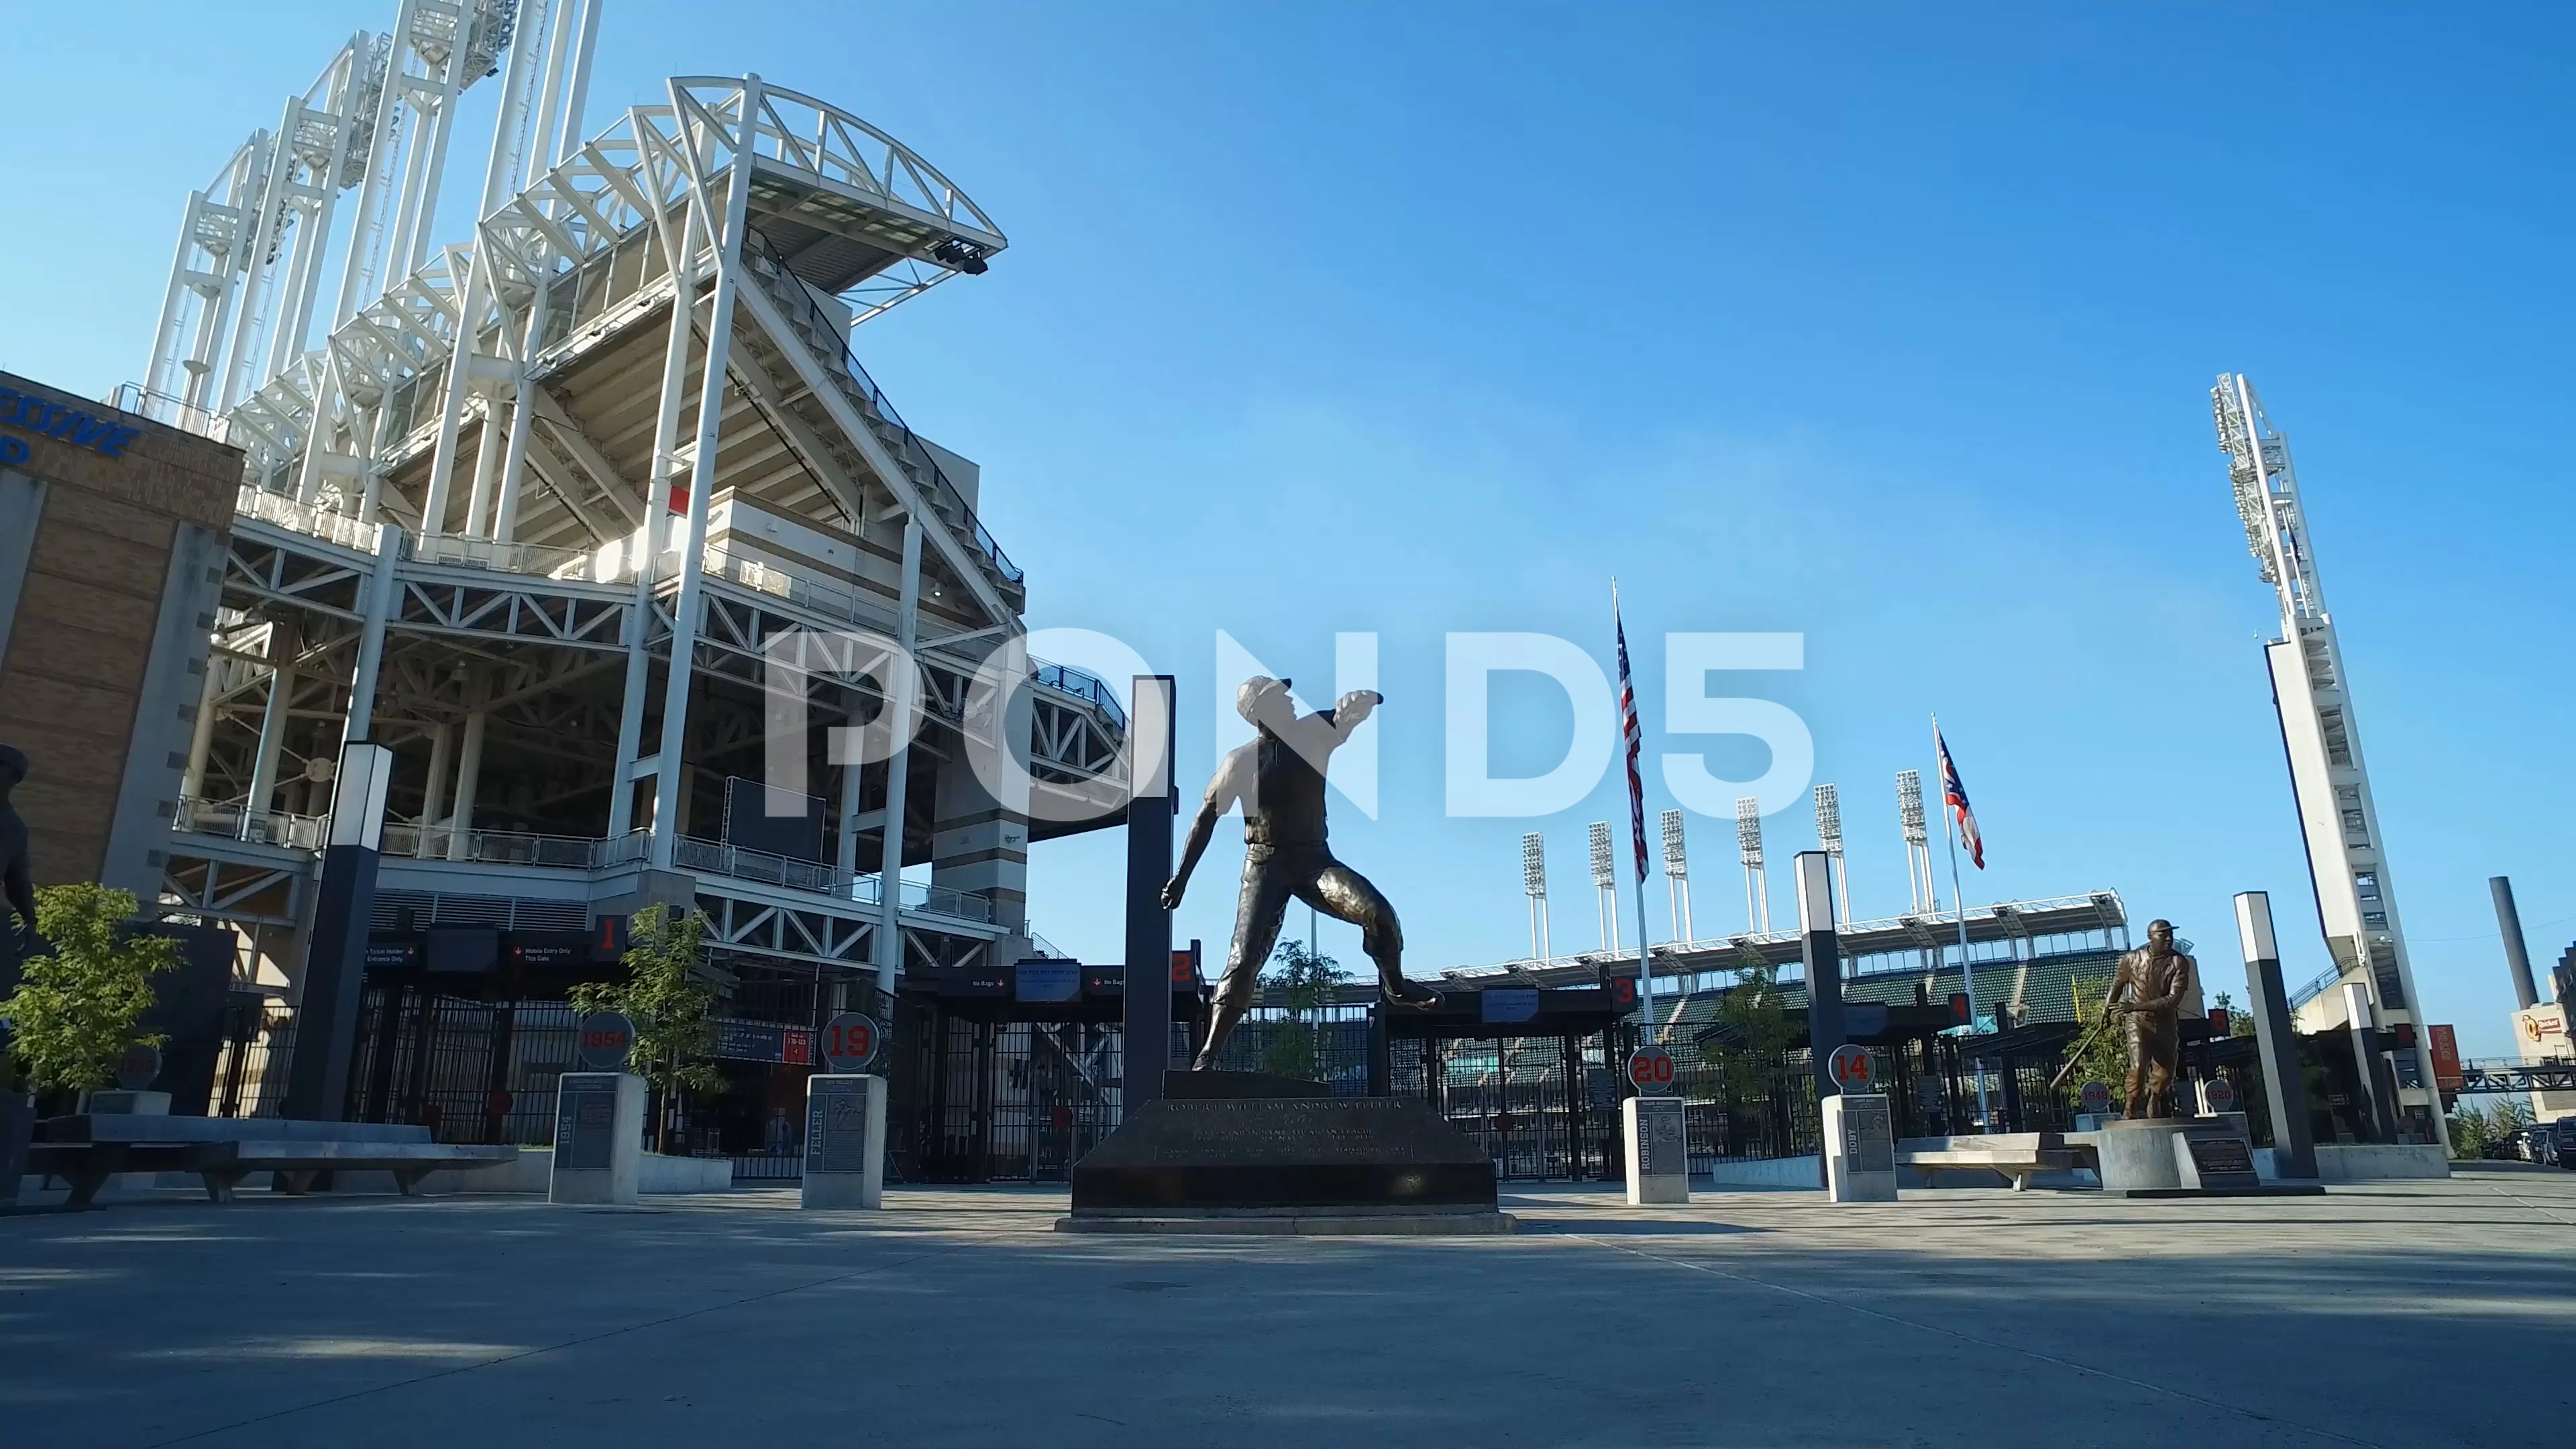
[2236,892,2318,1178]
[1794,851,1845,1104]
[282,743,392,1121]
[1122,675,1176,1110]
[2493,875,2540,1010]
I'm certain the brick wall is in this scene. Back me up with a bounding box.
[0,370,239,888]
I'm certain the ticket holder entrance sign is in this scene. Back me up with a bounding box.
[800,1073,887,1210]
[549,1071,645,1205]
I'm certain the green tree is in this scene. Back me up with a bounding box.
[1258,940,1347,1081]
[2065,973,2131,1101]
[0,884,181,1094]
[2210,990,2259,1038]
[1703,965,1796,1103]
[568,904,723,1150]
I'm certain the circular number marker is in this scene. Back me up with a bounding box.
[822,1012,880,1072]
[1627,1046,1678,1096]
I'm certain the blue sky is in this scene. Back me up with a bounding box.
[6,3,2570,1057]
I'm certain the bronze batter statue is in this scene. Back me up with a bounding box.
[1163,677,1438,1070]
[2100,918,2194,1119]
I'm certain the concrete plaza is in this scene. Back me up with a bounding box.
[4,1168,2571,1448]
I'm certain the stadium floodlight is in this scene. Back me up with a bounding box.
[1660,808,1695,945]
[1736,796,1770,934]
[1587,821,1621,954]
[1896,769,1935,914]
[1813,784,1850,926]
[1896,770,1927,845]
[1521,831,1552,964]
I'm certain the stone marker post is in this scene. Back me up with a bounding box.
[1621,1094,1689,1205]
[549,1071,644,1204]
[2235,892,2317,1179]
[1822,1092,1898,1202]
[800,1073,887,1209]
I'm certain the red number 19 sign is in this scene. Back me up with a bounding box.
[822,1012,880,1073]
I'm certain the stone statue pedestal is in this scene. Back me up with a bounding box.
[1057,1071,1511,1234]
[2096,1118,2193,1193]
[2095,1116,2326,1198]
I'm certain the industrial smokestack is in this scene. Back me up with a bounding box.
[2491,875,2540,1010]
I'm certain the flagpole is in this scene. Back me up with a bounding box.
[1617,580,1656,1039]
[1935,714,1992,1130]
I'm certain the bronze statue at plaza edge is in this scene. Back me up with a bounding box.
[1161,677,1439,1069]
[2099,918,2195,1119]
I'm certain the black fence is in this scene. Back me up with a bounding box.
[206,984,2328,1189]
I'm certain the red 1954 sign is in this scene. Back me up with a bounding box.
[576,1011,635,1071]
[1627,1046,1677,1095]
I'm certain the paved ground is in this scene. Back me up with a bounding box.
[4,1166,2572,1448]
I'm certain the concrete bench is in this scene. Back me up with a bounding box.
[1895,1133,2086,1191]
[32,1115,518,1207]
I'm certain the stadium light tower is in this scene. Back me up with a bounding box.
[2214,374,2447,1151]
[1521,830,1552,964]
[1660,808,1694,946]
[1896,769,1935,914]
[1588,820,1622,955]
[1735,796,1769,934]
[1813,783,1851,926]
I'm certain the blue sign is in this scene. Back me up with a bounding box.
[0,388,142,460]
[1481,987,1540,1024]
[1016,960,1081,1004]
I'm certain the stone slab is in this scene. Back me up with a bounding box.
[1071,1094,1496,1213]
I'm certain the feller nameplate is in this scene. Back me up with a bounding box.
[808,1079,871,1175]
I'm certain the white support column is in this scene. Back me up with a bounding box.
[464,400,507,537]
[447,682,489,863]
[341,525,402,741]
[246,620,301,815]
[604,197,707,842]
[421,251,491,533]
[419,722,454,851]
[873,519,923,995]
[649,74,766,870]
[330,2,418,329]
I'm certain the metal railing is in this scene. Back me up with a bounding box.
[174,797,331,851]
[234,485,385,554]
[412,531,608,582]
[2288,964,2353,1011]
[1032,661,1126,730]
[107,382,232,443]
[745,233,1022,584]
[382,824,607,868]
[672,837,996,923]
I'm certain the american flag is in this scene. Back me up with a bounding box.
[1615,590,1648,881]
[1935,724,1984,869]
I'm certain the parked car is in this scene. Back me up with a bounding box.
[2520,1124,2561,1167]
[2553,1118,2576,1170]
